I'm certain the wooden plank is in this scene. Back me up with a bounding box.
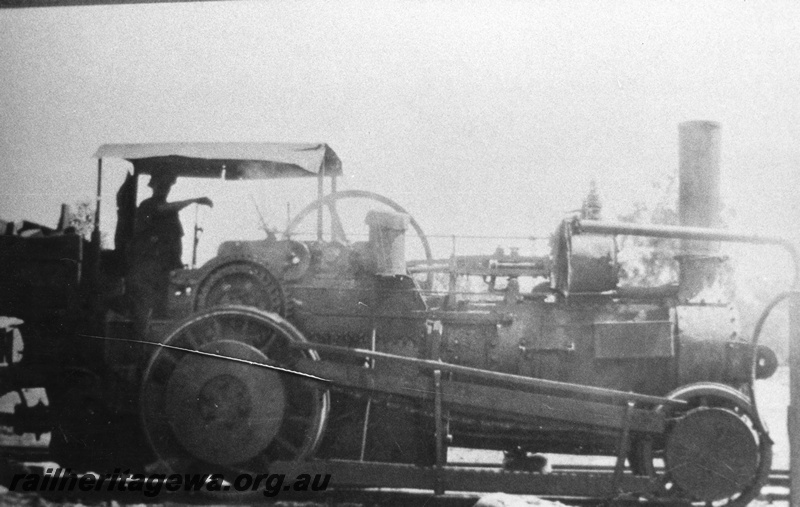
[442,467,651,497]
[269,460,654,497]
[272,460,435,490]
[0,234,82,262]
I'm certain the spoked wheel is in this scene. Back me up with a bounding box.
[141,306,328,495]
[195,262,287,315]
[283,189,434,288]
[636,382,772,507]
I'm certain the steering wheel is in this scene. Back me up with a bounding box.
[283,189,434,286]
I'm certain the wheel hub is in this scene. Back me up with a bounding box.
[210,277,257,305]
[197,374,252,426]
[165,340,286,465]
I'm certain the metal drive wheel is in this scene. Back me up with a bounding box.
[140,306,328,482]
[638,382,772,506]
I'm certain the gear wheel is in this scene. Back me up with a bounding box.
[195,262,286,316]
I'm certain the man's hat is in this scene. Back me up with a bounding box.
[148,170,178,188]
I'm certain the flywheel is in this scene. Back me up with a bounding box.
[140,306,328,479]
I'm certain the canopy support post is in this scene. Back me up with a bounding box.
[317,164,324,241]
[330,175,339,241]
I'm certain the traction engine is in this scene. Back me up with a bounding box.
[0,123,792,505]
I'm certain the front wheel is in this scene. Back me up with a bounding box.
[639,382,772,506]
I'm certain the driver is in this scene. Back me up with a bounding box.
[128,170,213,339]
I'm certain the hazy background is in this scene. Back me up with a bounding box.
[1,0,798,272]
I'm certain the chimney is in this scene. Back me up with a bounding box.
[677,121,729,304]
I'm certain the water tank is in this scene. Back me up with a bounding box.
[365,210,409,276]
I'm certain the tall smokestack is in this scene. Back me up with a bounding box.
[677,121,728,304]
[679,121,722,238]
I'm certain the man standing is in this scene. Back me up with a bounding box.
[127,171,213,339]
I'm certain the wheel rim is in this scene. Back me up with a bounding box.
[141,306,328,476]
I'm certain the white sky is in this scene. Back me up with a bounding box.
[1,0,799,272]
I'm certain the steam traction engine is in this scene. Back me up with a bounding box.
[0,123,791,505]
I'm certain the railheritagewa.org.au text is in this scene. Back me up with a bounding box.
[9,468,331,497]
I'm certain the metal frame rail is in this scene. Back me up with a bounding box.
[286,340,675,501]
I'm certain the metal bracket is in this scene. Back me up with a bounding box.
[610,402,633,496]
[433,369,446,495]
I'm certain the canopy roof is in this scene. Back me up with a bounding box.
[93,142,342,179]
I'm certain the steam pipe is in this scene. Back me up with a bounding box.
[572,218,799,288]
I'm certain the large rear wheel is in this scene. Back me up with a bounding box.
[140,306,328,494]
